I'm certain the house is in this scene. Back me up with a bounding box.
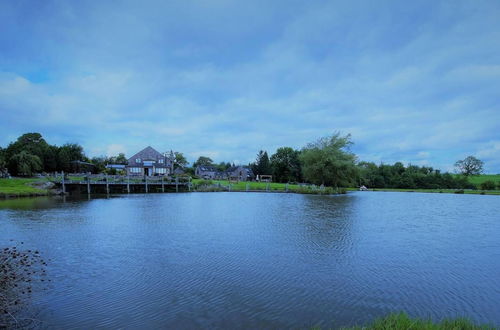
[195,165,221,179]
[125,146,173,176]
[225,166,254,181]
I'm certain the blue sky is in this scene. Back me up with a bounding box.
[1,0,499,172]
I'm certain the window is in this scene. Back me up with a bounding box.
[130,167,141,174]
[136,158,141,163]
[158,159,164,164]
[155,168,166,174]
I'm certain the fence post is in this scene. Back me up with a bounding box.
[266,183,270,192]
[175,177,179,193]
[246,183,249,192]
[87,175,91,195]
[145,175,148,193]
[162,176,165,193]
[286,183,288,192]
[127,175,130,193]
[62,171,66,194]
[105,174,110,195]
[188,177,191,192]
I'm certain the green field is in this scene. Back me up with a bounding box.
[465,174,500,186]
[0,178,50,197]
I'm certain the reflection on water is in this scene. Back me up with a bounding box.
[0,192,499,328]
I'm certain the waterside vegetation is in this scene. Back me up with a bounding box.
[341,312,495,330]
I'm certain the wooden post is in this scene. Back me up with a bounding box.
[175,177,179,193]
[246,183,249,192]
[285,183,288,192]
[105,174,110,195]
[62,171,66,194]
[188,177,191,192]
[145,176,148,193]
[87,175,91,195]
[162,176,165,193]
[127,175,130,193]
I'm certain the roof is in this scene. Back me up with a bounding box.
[128,146,163,161]
[106,164,126,169]
[197,165,219,172]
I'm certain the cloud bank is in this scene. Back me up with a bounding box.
[1,0,499,172]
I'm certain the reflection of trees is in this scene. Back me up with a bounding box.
[297,195,356,253]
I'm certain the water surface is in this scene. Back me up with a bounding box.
[0,192,499,328]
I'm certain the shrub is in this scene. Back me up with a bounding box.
[480,180,496,190]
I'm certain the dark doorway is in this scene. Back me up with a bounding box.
[144,168,150,176]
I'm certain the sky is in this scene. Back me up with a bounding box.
[1,0,499,172]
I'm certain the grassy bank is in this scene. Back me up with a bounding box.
[341,312,494,329]
[349,187,500,196]
[0,178,50,198]
[192,179,345,194]
[464,174,500,186]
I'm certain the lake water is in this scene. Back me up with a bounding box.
[1,192,499,329]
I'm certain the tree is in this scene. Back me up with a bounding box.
[5,133,50,172]
[252,150,271,175]
[270,147,302,183]
[193,156,213,168]
[58,143,86,172]
[111,153,128,164]
[300,132,358,187]
[9,151,42,176]
[0,147,5,170]
[174,152,188,169]
[455,156,484,176]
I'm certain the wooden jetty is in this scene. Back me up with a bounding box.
[56,173,192,195]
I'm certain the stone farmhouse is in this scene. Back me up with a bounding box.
[125,146,173,176]
[195,165,254,181]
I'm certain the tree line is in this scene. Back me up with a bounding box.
[1,132,492,190]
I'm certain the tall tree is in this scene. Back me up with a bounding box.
[252,150,271,175]
[270,147,302,183]
[300,132,358,187]
[193,156,213,168]
[455,156,484,176]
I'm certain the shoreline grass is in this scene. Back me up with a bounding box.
[0,178,51,198]
[340,312,495,330]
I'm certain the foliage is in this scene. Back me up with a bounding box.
[0,147,6,169]
[174,152,188,168]
[343,312,493,330]
[252,150,272,176]
[270,147,302,183]
[8,151,42,176]
[4,133,88,174]
[359,162,473,190]
[455,156,484,176]
[300,133,358,187]
[479,180,496,190]
[193,156,214,168]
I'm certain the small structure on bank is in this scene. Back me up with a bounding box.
[359,185,368,191]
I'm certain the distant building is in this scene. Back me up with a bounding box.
[225,166,254,181]
[125,146,173,176]
[195,165,221,179]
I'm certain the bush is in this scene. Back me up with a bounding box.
[480,180,496,190]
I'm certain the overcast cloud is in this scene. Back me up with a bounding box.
[1,0,499,172]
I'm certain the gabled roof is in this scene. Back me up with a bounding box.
[128,146,163,162]
[197,165,219,172]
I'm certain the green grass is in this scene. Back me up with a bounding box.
[464,174,500,187]
[0,178,50,197]
[341,312,494,330]
[350,187,500,196]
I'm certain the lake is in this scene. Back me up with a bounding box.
[1,192,499,329]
